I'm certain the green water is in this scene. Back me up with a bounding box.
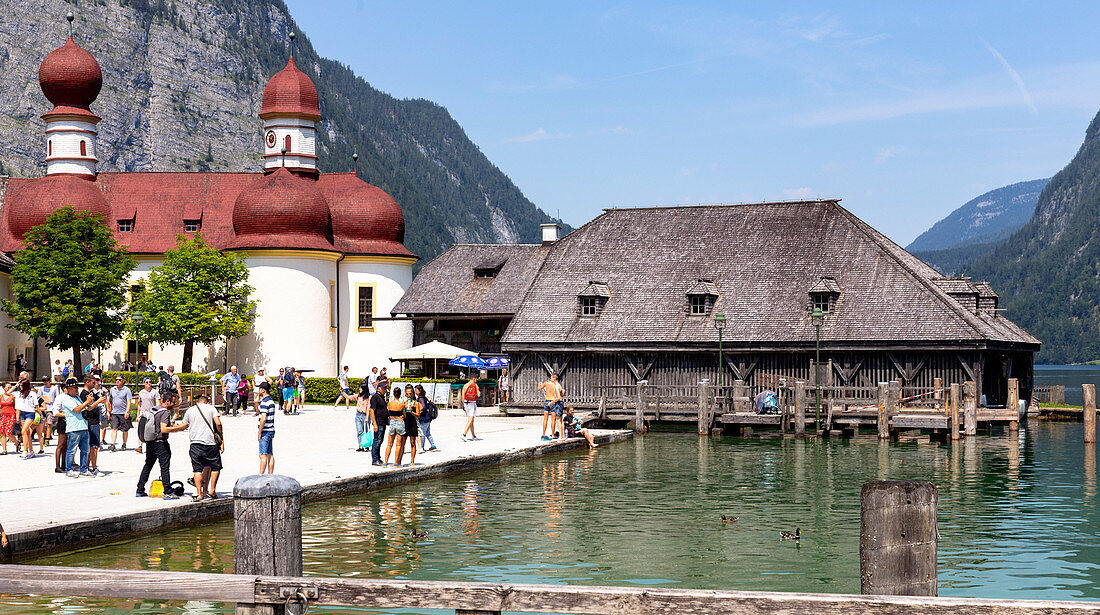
[7,421,1100,612]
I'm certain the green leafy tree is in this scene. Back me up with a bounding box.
[132,234,256,373]
[2,207,134,373]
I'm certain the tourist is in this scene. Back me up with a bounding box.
[367,366,379,396]
[107,375,134,451]
[354,383,371,451]
[165,393,223,500]
[335,365,353,408]
[36,377,57,450]
[61,359,72,380]
[369,384,388,465]
[383,387,407,465]
[460,375,480,441]
[51,383,68,473]
[136,393,178,499]
[90,362,103,379]
[499,368,510,404]
[416,384,437,452]
[79,375,107,474]
[0,382,15,455]
[60,377,96,477]
[221,365,241,416]
[236,372,250,416]
[537,373,564,440]
[403,384,420,466]
[253,368,271,415]
[376,368,390,395]
[256,381,276,473]
[280,368,296,414]
[562,406,598,448]
[165,366,183,403]
[13,354,25,377]
[15,379,41,458]
[52,360,62,380]
[135,377,160,454]
[295,371,305,413]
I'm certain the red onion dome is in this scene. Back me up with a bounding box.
[5,174,109,240]
[319,173,414,257]
[38,37,102,112]
[259,56,320,120]
[231,167,334,250]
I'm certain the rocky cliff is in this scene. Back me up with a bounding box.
[908,178,1049,252]
[0,0,564,262]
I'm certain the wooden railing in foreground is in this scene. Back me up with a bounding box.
[4,565,1100,615]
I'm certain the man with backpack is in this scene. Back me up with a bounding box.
[459,375,480,441]
[163,393,223,500]
[221,366,241,416]
[135,377,159,454]
[136,392,178,499]
[416,385,438,452]
[280,367,296,415]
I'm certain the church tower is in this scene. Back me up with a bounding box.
[39,13,101,176]
[259,35,320,175]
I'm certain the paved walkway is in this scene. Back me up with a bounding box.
[0,404,618,546]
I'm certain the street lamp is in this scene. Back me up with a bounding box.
[132,311,143,383]
[713,311,727,387]
[811,306,824,431]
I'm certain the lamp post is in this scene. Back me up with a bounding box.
[713,311,727,388]
[132,311,143,384]
[811,307,824,431]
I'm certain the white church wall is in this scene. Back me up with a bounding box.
[339,257,413,378]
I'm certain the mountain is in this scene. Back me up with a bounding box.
[908,178,1049,253]
[0,0,565,265]
[961,111,1100,364]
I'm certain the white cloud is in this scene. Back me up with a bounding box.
[982,39,1037,115]
[596,125,639,135]
[875,146,900,164]
[502,128,572,144]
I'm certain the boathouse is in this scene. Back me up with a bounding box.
[394,201,1039,411]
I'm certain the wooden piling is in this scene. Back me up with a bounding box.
[1084,384,1096,444]
[963,381,977,437]
[949,383,960,441]
[697,379,710,435]
[877,382,889,440]
[860,480,938,596]
[234,474,303,615]
[634,381,646,434]
[933,377,943,411]
[1008,378,1020,434]
[733,379,747,413]
[795,381,806,435]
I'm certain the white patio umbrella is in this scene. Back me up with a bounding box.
[389,340,471,378]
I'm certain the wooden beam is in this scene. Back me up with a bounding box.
[0,565,255,603]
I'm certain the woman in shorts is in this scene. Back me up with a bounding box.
[295,372,305,413]
[382,387,407,465]
[16,379,42,458]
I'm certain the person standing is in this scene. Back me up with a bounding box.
[256,381,276,473]
[294,371,305,413]
[253,369,271,415]
[416,384,437,452]
[165,394,223,500]
[135,377,160,455]
[403,384,420,466]
[537,373,564,441]
[368,384,388,465]
[236,373,250,416]
[15,379,41,459]
[221,366,241,416]
[136,393,178,499]
[460,375,480,441]
[383,387,407,465]
[38,377,58,447]
[60,378,98,477]
[367,367,379,396]
[52,360,63,381]
[499,368,510,404]
[0,382,15,455]
[280,368,296,414]
[354,383,371,451]
[107,376,134,451]
[79,375,107,474]
[165,366,183,406]
[335,366,353,408]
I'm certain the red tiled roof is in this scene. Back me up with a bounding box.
[0,171,414,258]
[38,37,101,113]
[231,167,333,250]
[259,56,320,121]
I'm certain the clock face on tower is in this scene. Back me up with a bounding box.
[266,130,277,148]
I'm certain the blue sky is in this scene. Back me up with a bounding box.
[284,1,1100,246]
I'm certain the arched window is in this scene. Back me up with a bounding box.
[284,134,291,153]
[80,140,86,156]
[47,140,52,156]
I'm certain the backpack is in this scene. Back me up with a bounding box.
[464,383,480,401]
[158,372,175,399]
[761,392,779,414]
[426,398,438,421]
[137,408,164,443]
[283,368,296,388]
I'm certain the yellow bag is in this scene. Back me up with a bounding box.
[150,480,164,498]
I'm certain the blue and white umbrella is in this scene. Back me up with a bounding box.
[449,355,488,369]
[484,356,509,370]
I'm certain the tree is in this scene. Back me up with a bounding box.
[2,207,134,374]
[131,234,255,373]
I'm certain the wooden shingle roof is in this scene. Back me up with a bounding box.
[500,201,1039,348]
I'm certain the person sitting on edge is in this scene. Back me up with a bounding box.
[562,406,598,448]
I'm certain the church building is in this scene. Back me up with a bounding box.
[0,21,415,377]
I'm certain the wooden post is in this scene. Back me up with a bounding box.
[1084,384,1096,444]
[877,382,889,440]
[697,379,710,435]
[949,383,960,441]
[1007,377,1020,434]
[860,480,937,596]
[733,379,747,413]
[888,381,900,440]
[933,377,943,411]
[963,381,977,437]
[794,380,806,435]
[234,474,303,615]
[597,395,607,422]
[634,380,646,434]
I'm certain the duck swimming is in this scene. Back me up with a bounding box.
[720,515,738,523]
[780,528,801,540]
[411,530,428,539]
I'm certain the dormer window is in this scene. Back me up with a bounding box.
[808,276,841,314]
[686,279,718,316]
[474,258,506,279]
[578,281,610,318]
[184,219,201,233]
[117,219,134,233]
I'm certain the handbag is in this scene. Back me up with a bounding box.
[195,404,223,447]
[359,429,374,448]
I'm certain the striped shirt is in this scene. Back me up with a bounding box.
[258,396,276,433]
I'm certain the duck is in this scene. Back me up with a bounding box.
[720,515,738,523]
[780,528,801,541]
[411,530,428,539]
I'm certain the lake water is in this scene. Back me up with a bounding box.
[7,422,1100,613]
[1036,365,1100,406]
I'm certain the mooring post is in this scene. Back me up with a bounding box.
[634,380,646,434]
[949,383,961,441]
[733,379,747,413]
[963,381,977,437]
[697,379,711,435]
[234,474,303,615]
[1084,384,1096,444]
[860,480,938,596]
[933,377,943,411]
[1007,378,1020,434]
[887,381,900,440]
[794,380,806,435]
[876,382,889,439]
